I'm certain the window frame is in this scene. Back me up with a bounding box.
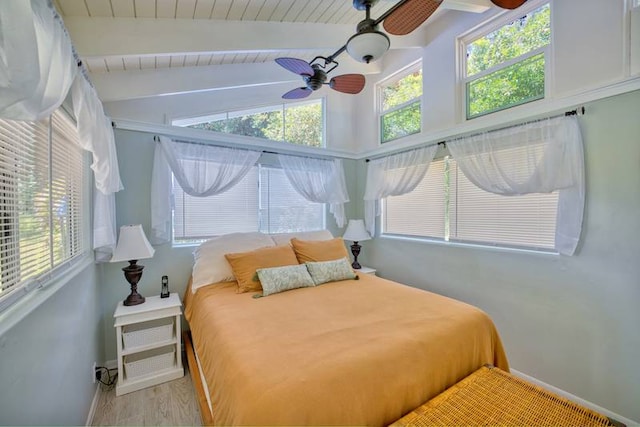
[458,0,552,120]
[170,160,326,246]
[380,153,559,254]
[171,98,326,148]
[0,108,91,313]
[377,61,423,144]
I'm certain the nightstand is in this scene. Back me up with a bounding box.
[355,266,376,276]
[113,294,184,396]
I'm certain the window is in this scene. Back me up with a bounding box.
[462,2,550,119]
[378,64,422,143]
[383,156,558,251]
[0,110,88,308]
[172,165,324,243]
[172,99,324,148]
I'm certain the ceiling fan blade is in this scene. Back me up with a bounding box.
[382,0,442,36]
[282,87,313,99]
[329,74,366,94]
[490,0,528,9]
[275,57,314,76]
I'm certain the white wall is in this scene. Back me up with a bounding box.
[0,262,102,425]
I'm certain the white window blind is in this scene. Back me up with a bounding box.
[259,166,324,234]
[173,167,259,242]
[383,160,446,239]
[0,110,88,305]
[172,165,325,243]
[384,156,558,250]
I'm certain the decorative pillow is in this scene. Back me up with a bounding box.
[305,257,357,285]
[225,245,300,293]
[290,237,350,264]
[270,230,333,246]
[256,264,315,297]
[192,232,274,293]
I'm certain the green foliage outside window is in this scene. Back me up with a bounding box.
[188,101,322,148]
[466,3,550,118]
[380,69,422,143]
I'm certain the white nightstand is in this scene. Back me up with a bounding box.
[355,266,376,276]
[114,294,184,396]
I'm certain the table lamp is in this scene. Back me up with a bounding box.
[110,224,155,306]
[342,219,371,269]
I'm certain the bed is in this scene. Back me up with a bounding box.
[183,232,508,426]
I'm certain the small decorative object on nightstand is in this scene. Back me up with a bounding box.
[161,275,170,298]
[343,219,371,269]
[110,224,155,306]
[114,294,183,396]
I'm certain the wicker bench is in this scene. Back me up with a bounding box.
[390,365,624,427]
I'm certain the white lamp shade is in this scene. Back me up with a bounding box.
[346,31,390,63]
[343,219,371,242]
[110,224,155,262]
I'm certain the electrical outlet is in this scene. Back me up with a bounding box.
[92,362,97,384]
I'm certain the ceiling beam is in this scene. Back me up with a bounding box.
[90,60,382,102]
[64,17,427,58]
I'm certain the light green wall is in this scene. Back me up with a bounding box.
[100,130,359,361]
[354,89,640,422]
[0,262,102,425]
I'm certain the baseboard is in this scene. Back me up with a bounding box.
[510,369,638,427]
[85,384,101,426]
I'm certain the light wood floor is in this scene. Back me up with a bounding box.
[91,368,202,426]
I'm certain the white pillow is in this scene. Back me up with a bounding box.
[192,232,274,293]
[270,230,333,246]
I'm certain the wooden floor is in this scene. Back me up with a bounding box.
[91,368,202,426]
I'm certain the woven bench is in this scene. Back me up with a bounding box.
[390,365,624,427]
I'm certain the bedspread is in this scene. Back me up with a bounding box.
[185,273,508,426]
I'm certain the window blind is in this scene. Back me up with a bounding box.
[383,154,558,250]
[0,111,87,303]
[383,160,446,239]
[259,166,324,234]
[173,167,259,242]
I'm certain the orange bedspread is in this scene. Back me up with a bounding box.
[185,274,508,426]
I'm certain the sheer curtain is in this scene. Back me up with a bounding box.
[363,145,438,236]
[447,115,584,255]
[0,0,124,260]
[0,0,77,120]
[151,136,261,243]
[277,154,350,228]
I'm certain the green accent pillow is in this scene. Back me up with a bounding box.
[256,264,316,297]
[305,257,356,285]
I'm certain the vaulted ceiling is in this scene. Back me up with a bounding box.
[56,0,494,103]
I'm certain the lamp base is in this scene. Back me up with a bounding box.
[122,261,146,306]
[350,242,362,270]
[124,291,145,306]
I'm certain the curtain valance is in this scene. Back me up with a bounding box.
[277,154,350,228]
[447,115,584,255]
[151,137,261,243]
[363,146,438,236]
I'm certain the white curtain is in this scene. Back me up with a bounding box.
[0,0,77,121]
[447,115,584,255]
[151,136,261,243]
[277,154,350,228]
[363,145,438,236]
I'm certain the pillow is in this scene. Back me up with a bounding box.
[192,232,275,293]
[305,258,357,285]
[270,230,333,246]
[290,237,350,264]
[256,264,315,297]
[225,245,300,293]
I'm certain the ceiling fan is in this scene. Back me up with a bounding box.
[276,0,528,99]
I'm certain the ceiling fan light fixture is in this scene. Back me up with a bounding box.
[346,30,390,64]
